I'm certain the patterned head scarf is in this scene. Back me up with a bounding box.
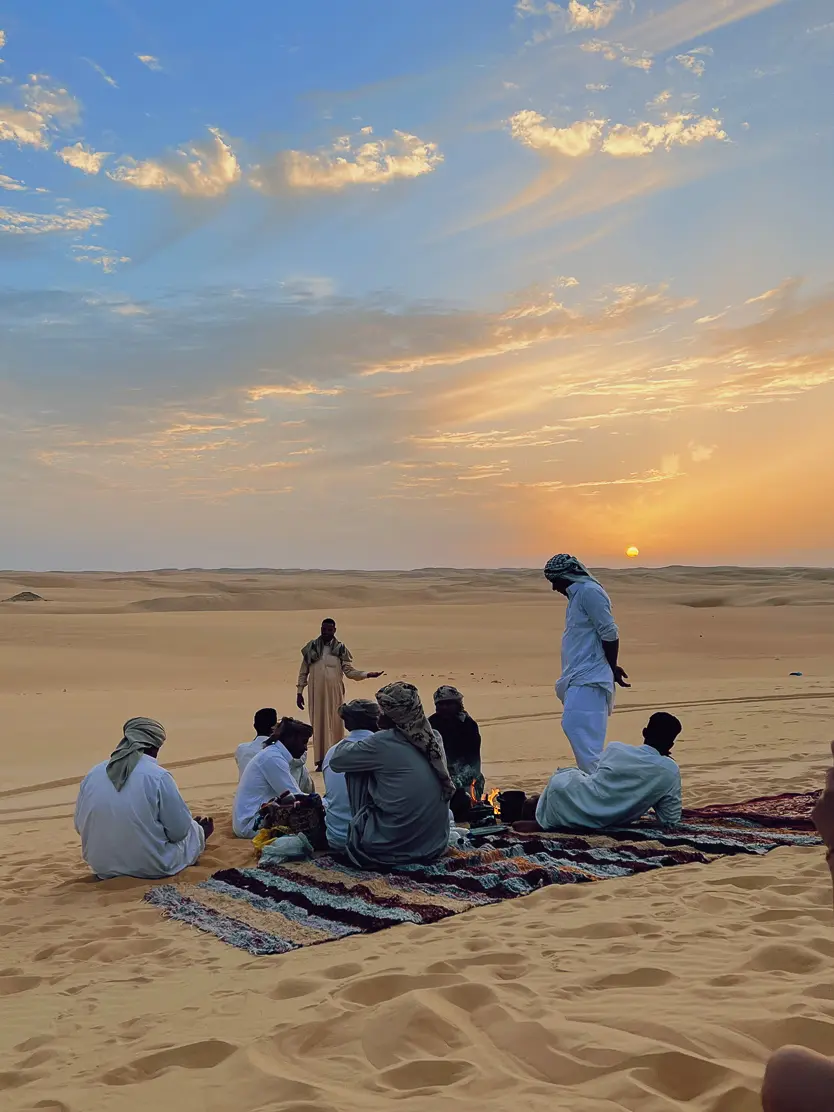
[376,682,455,800]
[338,699,380,724]
[106,717,166,791]
[543,553,599,586]
[301,636,350,666]
[433,685,466,722]
[433,685,463,705]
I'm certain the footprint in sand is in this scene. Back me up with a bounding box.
[629,1049,731,1101]
[376,1058,475,1091]
[590,966,675,990]
[744,942,824,974]
[337,972,463,1007]
[101,1039,237,1085]
[269,976,321,1000]
[0,974,43,996]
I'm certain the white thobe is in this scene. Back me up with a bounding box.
[74,755,205,880]
[536,742,682,831]
[232,740,301,838]
[556,579,619,772]
[322,729,373,850]
[236,735,313,793]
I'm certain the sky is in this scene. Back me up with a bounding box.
[1,0,833,570]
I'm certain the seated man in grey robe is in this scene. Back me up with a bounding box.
[329,681,454,869]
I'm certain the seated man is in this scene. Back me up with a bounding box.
[75,717,213,880]
[761,741,834,1112]
[525,712,682,832]
[429,685,483,822]
[236,707,314,792]
[329,681,453,868]
[322,698,380,852]
[232,717,313,838]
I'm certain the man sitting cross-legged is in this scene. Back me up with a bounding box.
[236,707,314,793]
[75,717,213,880]
[232,717,314,838]
[329,681,453,868]
[518,712,682,832]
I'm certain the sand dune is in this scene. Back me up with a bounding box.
[1,567,834,1111]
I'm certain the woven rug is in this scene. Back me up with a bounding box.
[684,790,821,829]
[145,812,820,955]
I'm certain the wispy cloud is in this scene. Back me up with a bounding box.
[623,0,787,53]
[71,245,130,272]
[581,39,653,70]
[58,142,109,174]
[568,1,621,31]
[0,171,26,191]
[83,58,118,88]
[136,54,162,71]
[0,204,107,236]
[1,77,81,148]
[509,111,603,156]
[247,383,345,400]
[509,107,726,159]
[602,113,726,156]
[108,127,240,196]
[251,126,442,194]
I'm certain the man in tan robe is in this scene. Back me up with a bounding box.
[296,619,384,769]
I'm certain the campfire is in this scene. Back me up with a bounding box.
[465,783,527,829]
[467,782,501,828]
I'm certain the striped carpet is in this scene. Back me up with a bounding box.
[145,812,821,955]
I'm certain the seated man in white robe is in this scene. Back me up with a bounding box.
[75,717,213,880]
[522,712,682,832]
[236,707,314,792]
[233,717,314,838]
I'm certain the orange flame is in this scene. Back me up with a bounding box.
[469,780,479,804]
[487,788,500,816]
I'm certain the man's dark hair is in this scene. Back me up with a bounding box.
[322,617,336,626]
[254,707,278,736]
[643,711,682,751]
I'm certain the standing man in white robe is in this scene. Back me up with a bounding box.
[75,717,212,880]
[296,618,384,771]
[544,553,630,773]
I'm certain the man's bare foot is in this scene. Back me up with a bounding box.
[196,816,215,841]
[513,820,544,833]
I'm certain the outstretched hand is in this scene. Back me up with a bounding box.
[367,670,385,680]
[812,741,834,854]
[613,665,631,688]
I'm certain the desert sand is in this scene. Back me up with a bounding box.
[1,566,833,1112]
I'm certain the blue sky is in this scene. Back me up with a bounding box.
[2,0,833,569]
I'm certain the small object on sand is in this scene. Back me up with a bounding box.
[3,590,45,602]
[789,671,803,676]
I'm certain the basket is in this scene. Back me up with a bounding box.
[257,793,327,849]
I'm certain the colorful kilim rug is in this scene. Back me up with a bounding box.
[145,812,821,955]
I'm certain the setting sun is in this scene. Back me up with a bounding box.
[626,546,640,559]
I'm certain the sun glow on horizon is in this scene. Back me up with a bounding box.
[626,546,639,559]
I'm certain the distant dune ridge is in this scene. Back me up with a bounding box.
[0,566,832,615]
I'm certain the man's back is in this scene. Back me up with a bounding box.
[329,728,449,866]
[75,755,199,879]
[536,741,681,831]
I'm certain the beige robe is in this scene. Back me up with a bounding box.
[297,644,369,763]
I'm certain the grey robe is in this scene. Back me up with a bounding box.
[328,727,449,868]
